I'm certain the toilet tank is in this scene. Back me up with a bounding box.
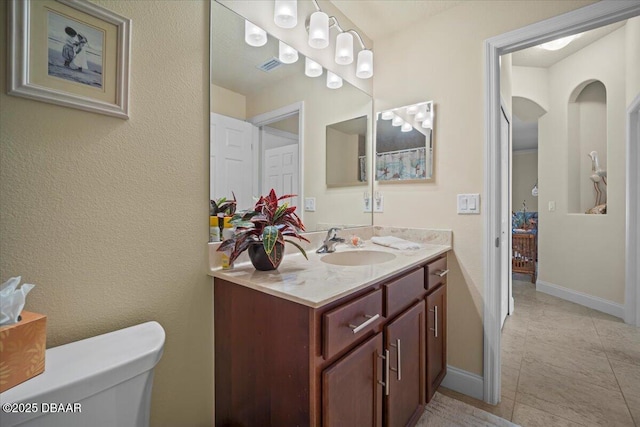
[0,321,165,427]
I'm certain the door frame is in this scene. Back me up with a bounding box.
[625,93,640,326]
[483,0,640,404]
[248,101,305,220]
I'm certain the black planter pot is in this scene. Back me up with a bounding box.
[248,242,285,271]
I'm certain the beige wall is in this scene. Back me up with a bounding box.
[627,17,640,105]
[326,128,361,186]
[512,151,539,212]
[211,84,246,120]
[372,0,596,376]
[0,1,212,426]
[538,26,627,303]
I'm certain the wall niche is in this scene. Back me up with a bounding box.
[567,80,607,214]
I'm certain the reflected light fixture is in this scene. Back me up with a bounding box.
[421,117,432,129]
[406,105,418,115]
[326,71,342,89]
[538,34,580,51]
[335,32,354,65]
[391,115,403,127]
[381,111,394,120]
[309,11,330,49]
[245,20,267,47]
[274,0,297,29]
[305,57,323,77]
[401,122,412,132]
[531,181,539,197]
[414,104,429,121]
[279,41,299,64]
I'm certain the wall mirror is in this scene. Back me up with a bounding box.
[210,0,373,232]
[375,101,434,181]
[326,116,368,188]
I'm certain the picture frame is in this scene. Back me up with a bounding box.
[8,0,131,119]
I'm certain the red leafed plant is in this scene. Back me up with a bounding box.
[217,189,309,268]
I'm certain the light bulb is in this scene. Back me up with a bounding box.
[381,111,394,120]
[326,71,342,89]
[356,49,373,79]
[401,122,412,132]
[391,115,403,127]
[335,32,354,65]
[245,20,267,47]
[305,57,322,77]
[415,104,428,121]
[274,0,297,29]
[279,41,298,64]
[309,11,329,49]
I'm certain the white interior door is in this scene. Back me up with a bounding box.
[500,106,512,327]
[210,113,255,209]
[263,144,299,211]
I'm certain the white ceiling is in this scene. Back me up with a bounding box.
[329,0,464,41]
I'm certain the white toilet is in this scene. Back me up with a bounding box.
[0,321,165,427]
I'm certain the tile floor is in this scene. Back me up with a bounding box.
[440,276,640,426]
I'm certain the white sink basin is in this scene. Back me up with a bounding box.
[320,250,397,266]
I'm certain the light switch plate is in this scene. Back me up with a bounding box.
[304,197,316,212]
[548,201,556,212]
[458,194,480,214]
[374,193,384,213]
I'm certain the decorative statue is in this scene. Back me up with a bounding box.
[587,150,607,208]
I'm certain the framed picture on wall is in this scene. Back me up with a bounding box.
[7,0,131,119]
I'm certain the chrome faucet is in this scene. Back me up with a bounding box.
[316,227,345,254]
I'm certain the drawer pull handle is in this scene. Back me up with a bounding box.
[348,314,380,334]
[433,269,449,277]
[390,338,401,381]
[377,350,390,396]
[429,305,438,338]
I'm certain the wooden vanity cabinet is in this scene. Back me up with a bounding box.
[425,255,448,403]
[214,259,444,427]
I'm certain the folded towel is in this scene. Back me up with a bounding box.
[371,236,420,250]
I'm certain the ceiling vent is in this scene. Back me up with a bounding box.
[257,57,283,72]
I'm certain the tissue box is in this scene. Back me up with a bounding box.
[0,311,46,393]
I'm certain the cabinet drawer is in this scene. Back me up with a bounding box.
[426,255,448,291]
[384,268,425,319]
[323,289,383,360]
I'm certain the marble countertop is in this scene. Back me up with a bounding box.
[210,239,451,308]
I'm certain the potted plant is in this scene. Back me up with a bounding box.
[217,189,309,271]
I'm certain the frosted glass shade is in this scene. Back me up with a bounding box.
[539,35,579,51]
[305,57,323,77]
[244,20,267,47]
[356,49,373,79]
[381,111,394,120]
[335,32,354,65]
[391,115,403,127]
[309,12,329,49]
[326,71,343,89]
[274,0,297,29]
[279,41,298,64]
[421,117,433,129]
[401,122,412,132]
[414,104,428,121]
[406,104,418,115]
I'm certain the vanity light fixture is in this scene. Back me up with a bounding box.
[326,71,343,89]
[245,20,267,47]
[538,34,580,51]
[308,11,330,48]
[305,57,323,77]
[274,0,297,29]
[401,122,412,132]
[421,117,433,129]
[406,105,419,115]
[391,115,403,127]
[414,104,429,121]
[356,49,373,79]
[381,111,394,120]
[279,40,299,64]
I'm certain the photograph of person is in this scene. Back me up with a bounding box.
[47,11,104,89]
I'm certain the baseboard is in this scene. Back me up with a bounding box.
[440,365,484,401]
[536,280,625,319]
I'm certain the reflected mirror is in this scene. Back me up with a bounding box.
[210,1,373,232]
[326,116,368,188]
[375,101,434,181]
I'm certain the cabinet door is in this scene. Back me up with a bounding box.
[426,284,447,402]
[323,333,384,427]
[384,301,426,427]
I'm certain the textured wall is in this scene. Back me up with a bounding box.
[372,0,596,376]
[0,1,213,426]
